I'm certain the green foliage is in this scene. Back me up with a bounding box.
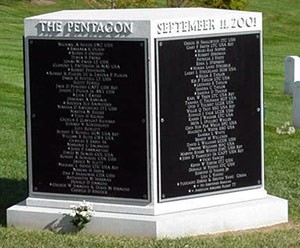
[200,0,248,10]
[83,0,247,9]
[84,0,155,8]
[166,0,189,7]
[165,0,248,9]
[115,0,155,8]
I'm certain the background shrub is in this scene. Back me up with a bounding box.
[84,0,248,10]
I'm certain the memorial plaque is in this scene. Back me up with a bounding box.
[27,39,149,200]
[157,33,262,201]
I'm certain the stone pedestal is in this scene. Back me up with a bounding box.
[8,195,287,237]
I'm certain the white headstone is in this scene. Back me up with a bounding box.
[293,81,300,128]
[284,56,300,94]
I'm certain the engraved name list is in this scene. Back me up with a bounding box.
[28,39,149,200]
[158,33,262,200]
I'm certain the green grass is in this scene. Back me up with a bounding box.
[0,225,300,248]
[248,0,300,223]
[0,0,300,247]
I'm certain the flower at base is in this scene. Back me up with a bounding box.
[69,200,95,231]
[276,122,296,136]
[69,212,76,217]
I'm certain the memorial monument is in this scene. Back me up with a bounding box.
[7,7,288,237]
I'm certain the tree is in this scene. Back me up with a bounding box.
[200,0,248,10]
[166,0,189,7]
[166,0,248,9]
[84,0,155,8]
[115,0,155,8]
[84,0,248,10]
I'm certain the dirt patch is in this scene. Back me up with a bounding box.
[198,222,300,238]
[30,0,56,6]
[234,222,300,234]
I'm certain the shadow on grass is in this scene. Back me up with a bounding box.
[0,178,27,226]
[44,215,78,233]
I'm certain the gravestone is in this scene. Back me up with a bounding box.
[284,56,300,94]
[293,81,300,128]
[7,8,288,238]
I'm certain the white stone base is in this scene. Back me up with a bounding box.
[7,195,288,238]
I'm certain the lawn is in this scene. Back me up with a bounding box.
[0,0,300,247]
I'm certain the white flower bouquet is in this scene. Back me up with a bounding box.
[69,200,95,231]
